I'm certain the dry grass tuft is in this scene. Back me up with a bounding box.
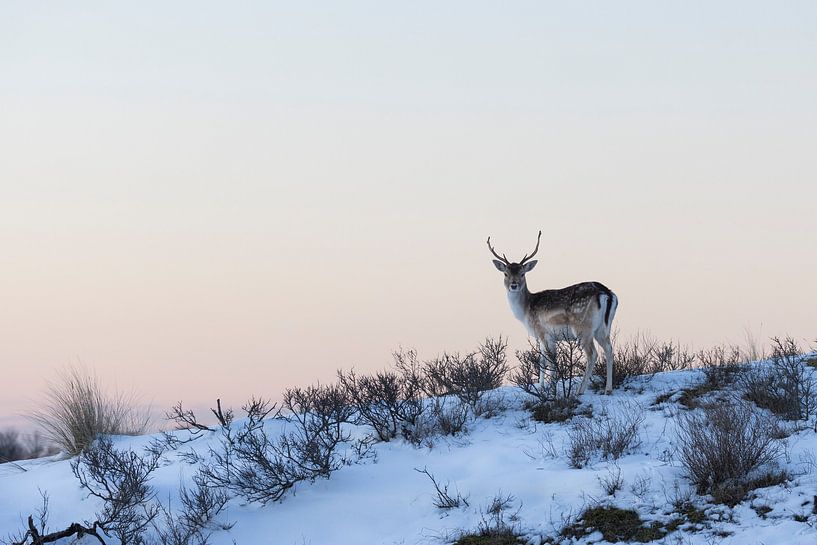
[30,366,149,456]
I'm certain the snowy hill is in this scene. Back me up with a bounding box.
[3,360,817,545]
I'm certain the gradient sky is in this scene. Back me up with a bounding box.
[2,1,816,428]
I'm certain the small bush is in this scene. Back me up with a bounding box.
[71,435,162,544]
[415,467,469,509]
[30,366,149,455]
[339,363,425,442]
[200,388,352,505]
[602,334,695,389]
[13,437,228,545]
[739,337,815,421]
[699,345,746,388]
[424,337,508,414]
[567,402,644,468]
[151,472,232,545]
[455,493,522,545]
[0,430,57,464]
[408,397,469,446]
[677,400,783,502]
[511,336,586,403]
[0,429,27,463]
[598,466,624,496]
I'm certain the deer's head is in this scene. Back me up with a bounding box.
[487,231,541,293]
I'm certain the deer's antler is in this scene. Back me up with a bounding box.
[486,236,510,265]
[519,230,542,265]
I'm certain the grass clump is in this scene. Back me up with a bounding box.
[566,402,643,468]
[561,506,667,543]
[30,366,149,455]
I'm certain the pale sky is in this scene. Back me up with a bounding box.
[2,1,816,428]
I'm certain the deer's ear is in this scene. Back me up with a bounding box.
[521,260,537,273]
[492,260,508,272]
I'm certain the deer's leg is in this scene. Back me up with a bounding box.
[595,331,615,394]
[578,335,598,395]
[542,337,558,396]
[537,340,547,389]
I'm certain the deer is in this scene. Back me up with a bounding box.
[487,230,619,395]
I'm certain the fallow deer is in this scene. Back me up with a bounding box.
[487,231,619,394]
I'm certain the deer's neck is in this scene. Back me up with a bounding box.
[506,287,531,324]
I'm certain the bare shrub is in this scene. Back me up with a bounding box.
[677,400,784,502]
[150,473,231,545]
[604,333,694,388]
[12,441,229,545]
[281,383,354,473]
[630,473,652,500]
[166,402,216,433]
[474,493,521,542]
[598,465,624,496]
[739,337,815,422]
[408,397,469,446]
[339,364,425,442]
[6,491,109,545]
[0,430,28,463]
[511,344,553,405]
[424,337,508,415]
[0,430,57,466]
[699,345,746,388]
[653,339,696,372]
[30,366,149,455]
[452,493,522,544]
[511,335,586,405]
[200,388,351,505]
[432,399,469,436]
[71,435,162,544]
[567,402,644,469]
[415,467,469,509]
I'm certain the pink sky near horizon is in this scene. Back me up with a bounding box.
[2,2,816,430]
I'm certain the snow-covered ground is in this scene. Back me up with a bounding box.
[3,364,817,545]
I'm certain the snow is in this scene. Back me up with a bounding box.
[3,364,817,545]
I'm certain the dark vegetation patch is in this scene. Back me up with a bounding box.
[652,390,676,406]
[454,530,524,545]
[752,504,773,518]
[677,383,719,409]
[527,397,590,424]
[710,471,789,506]
[561,506,667,543]
[663,502,709,533]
